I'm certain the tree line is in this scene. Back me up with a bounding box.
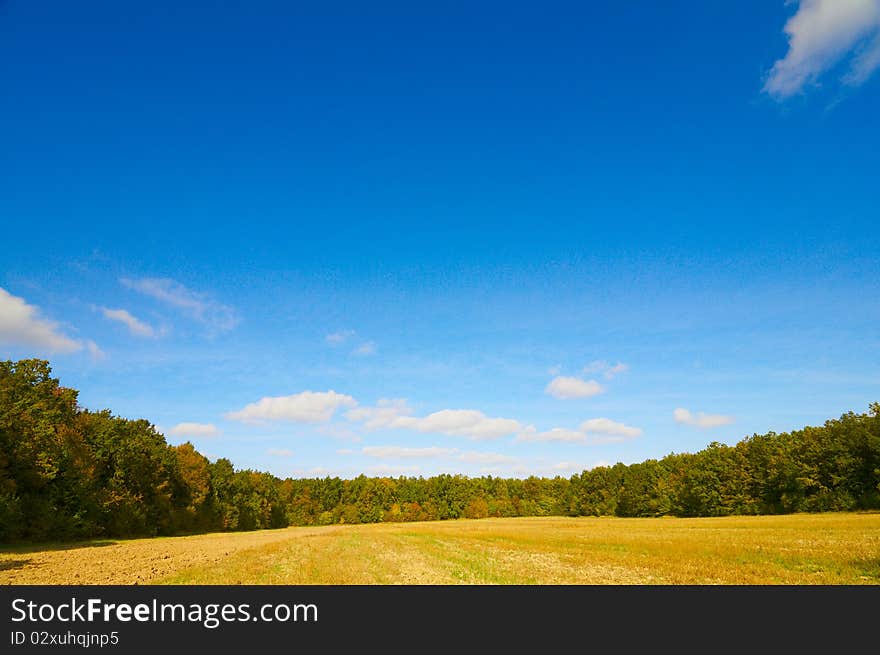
[1,359,878,543]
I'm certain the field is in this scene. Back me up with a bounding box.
[2,513,879,585]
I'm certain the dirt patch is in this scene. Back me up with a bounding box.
[0,527,337,585]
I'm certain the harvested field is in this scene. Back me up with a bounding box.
[2,513,879,585]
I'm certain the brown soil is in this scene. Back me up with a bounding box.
[0,526,341,585]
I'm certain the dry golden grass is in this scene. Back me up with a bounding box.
[2,513,879,585]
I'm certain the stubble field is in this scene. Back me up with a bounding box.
[2,513,879,585]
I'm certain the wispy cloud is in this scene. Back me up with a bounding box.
[325,330,377,356]
[764,0,880,99]
[673,408,735,429]
[549,461,607,476]
[584,360,629,380]
[0,287,85,354]
[362,446,456,459]
[580,418,642,439]
[366,464,422,476]
[226,391,357,423]
[348,401,523,440]
[120,277,239,332]
[390,410,524,440]
[85,340,105,361]
[457,450,517,466]
[518,418,642,444]
[99,307,157,338]
[168,422,220,438]
[545,376,604,399]
[352,341,377,356]
[346,398,412,429]
[325,330,355,345]
[316,424,363,443]
[361,446,517,466]
[266,448,294,457]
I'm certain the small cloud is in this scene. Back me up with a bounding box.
[0,287,84,354]
[294,466,334,477]
[362,446,456,459]
[346,398,412,429]
[517,418,641,445]
[579,418,642,439]
[325,330,355,345]
[266,448,294,457]
[673,408,735,429]
[352,341,377,356]
[545,376,604,399]
[325,330,376,356]
[366,464,421,476]
[99,307,157,338]
[763,0,880,100]
[457,450,517,466]
[547,364,562,376]
[85,340,105,361]
[391,409,523,440]
[225,391,357,423]
[584,360,629,379]
[316,424,363,442]
[551,461,593,475]
[348,401,522,440]
[518,427,589,443]
[359,445,517,467]
[336,448,354,455]
[121,277,238,332]
[169,422,221,438]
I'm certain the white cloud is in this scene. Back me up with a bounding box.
[508,459,612,478]
[295,466,334,477]
[518,418,642,445]
[673,408,735,429]
[584,360,629,380]
[100,307,156,338]
[764,0,880,99]
[367,464,422,476]
[169,422,220,438]
[518,427,590,443]
[316,424,363,442]
[85,340,105,360]
[0,287,84,353]
[392,409,524,440]
[547,364,562,376]
[325,331,377,356]
[345,398,413,429]
[353,341,377,356]
[551,461,592,475]
[545,376,604,399]
[336,448,355,455]
[348,401,523,440]
[121,277,239,332]
[362,446,456,459]
[845,31,880,83]
[325,330,355,345]
[266,448,294,457]
[226,391,357,423]
[580,418,643,439]
[457,450,517,466]
[360,446,516,467]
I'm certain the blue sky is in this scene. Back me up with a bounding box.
[2,1,879,478]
